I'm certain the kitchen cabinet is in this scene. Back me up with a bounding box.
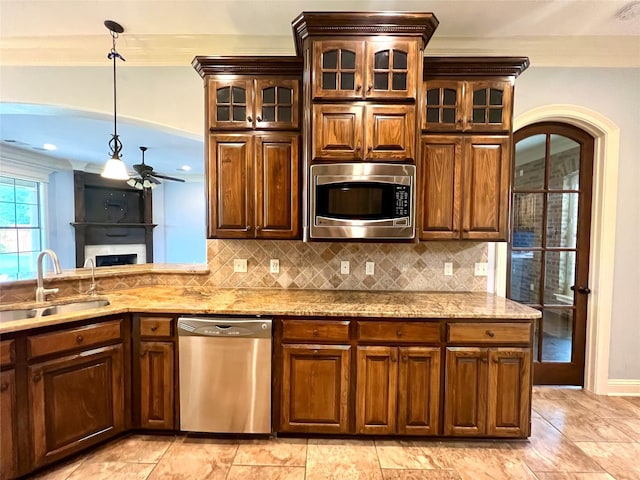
[312,39,420,100]
[313,104,415,161]
[422,79,513,133]
[1,340,17,480]
[355,321,441,435]
[419,135,510,240]
[136,316,175,430]
[27,318,125,468]
[208,77,299,130]
[444,322,532,437]
[208,133,299,239]
[278,319,351,433]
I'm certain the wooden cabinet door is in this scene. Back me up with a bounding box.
[29,344,125,468]
[462,136,510,240]
[139,341,174,430]
[422,80,464,131]
[312,40,365,100]
[313,104,364,160]
[255,134,300,238]
[444,347,488,436]
[397,347,441,436]
[419,136,463,239]
[0,369,18,480]
[356,346,397,435]
[255,79,299,129]
[365,39,419,99]
[488,348,531,437]
[281,344,351,433]
[365,105,416,161]
[463,80,513,132]
[208,78,254,129]
[208,134,254,238]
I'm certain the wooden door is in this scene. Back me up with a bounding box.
[29,344,125,468]
[0,369,18,480]
[312,104,364,160]
[356,346,397,434]
[487,348,531,437]
[255,79,299,129]
[419,135,462,240]
[139,341,174,430]
[463,80,513,132]
[365,105,416,161]
[397,347,441,435]
[422,80,464,131]
[208,78,254,129]
[255,134,299,239]
[444,347,488,436]
[509,123,595,386]
[312,40,365,99]
[280,344,351,433]
[208,134,254,238]
[365,40,419,99]
[462,135,510,240]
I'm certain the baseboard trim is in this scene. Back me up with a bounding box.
[607,379,640,396]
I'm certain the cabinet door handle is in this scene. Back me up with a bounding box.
[571,285,591,294]
[247,116,253,122]
[396,330,403,337]
[0,383,8,392]
[76,335,84,343]
[150,325,158,332]
[33,374,41,383]
[367,85,373,92]
[356,85,362,91]
[256,116,262,122]
[355,145,361,151]
[313,329,319,337]
[486,330,495,338]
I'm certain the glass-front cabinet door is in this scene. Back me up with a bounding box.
[365,40,418,99]
[208,78,254,129]
[422,80,464,131]
[255,79,299,129]
[313,40,365,100]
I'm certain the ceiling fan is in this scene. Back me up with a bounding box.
[127,146,185,190]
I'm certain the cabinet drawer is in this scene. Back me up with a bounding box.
[282,319,350,342]
[357,321,440,343]
[28,319,122,359]
[0,339,14,366]
[140,316,173,337]
[447,322,531,344]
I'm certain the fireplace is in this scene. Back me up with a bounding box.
[85,244,147,267]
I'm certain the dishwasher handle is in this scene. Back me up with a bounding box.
[177,317,272,338]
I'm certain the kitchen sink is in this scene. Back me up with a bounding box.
[41,299,110,316]
[0,308,38,322]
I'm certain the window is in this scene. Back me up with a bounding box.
[0,176,43,280]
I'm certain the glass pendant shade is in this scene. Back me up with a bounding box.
[101,153,130,180]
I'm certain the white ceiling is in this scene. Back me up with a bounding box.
[1,0,639,179]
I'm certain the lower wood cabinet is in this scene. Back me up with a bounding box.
[356,346,440,435]
[0,369,18,480]
[139,341,174,429]
[28,343,125,468]
[444,346,531,437]
[280,343,351,433]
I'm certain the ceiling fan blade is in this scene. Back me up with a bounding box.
[151,173,186,183]
[147,176,162,185]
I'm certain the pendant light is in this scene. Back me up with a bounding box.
[101,20,129,180]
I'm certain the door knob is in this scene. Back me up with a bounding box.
[570,285,592,294]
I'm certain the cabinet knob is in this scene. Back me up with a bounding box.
[256,226,262,231]
[481,358,488,364]
[367,85,373,92]
[402,355,408,362]
[150,325,158,332]
[256,116,262,122]
[355,145,361,151]
[486,330,495,338]
[396,330,403,337]
[76,335,84,343]
[356,85,362,91]
[0,383,8,392]
[247,116,253,122]
[313,349,319,355]
[313,329,319,337]
[141,351,147,357]
[33,374,41,383]
[368,146,373,151]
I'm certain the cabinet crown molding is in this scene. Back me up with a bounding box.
[192,56,303,78]
[424,57,530,78]
[292,11,439,56]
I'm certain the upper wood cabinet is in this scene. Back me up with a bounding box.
[312,39,420,100]
[208,77,299,130]
[422,79,513,132]
[313,104,415,161]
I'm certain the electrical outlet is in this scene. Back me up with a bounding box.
[233,258,247,273]
[474,262,488,276]
[340,260,350,275]
[444,262,453,276]
[365,261,375,275]
[270,259,279,274]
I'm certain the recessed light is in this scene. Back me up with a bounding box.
[43,143,57,151]
[179,165,191,171]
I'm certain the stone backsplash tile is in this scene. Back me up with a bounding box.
[205,240,488,291]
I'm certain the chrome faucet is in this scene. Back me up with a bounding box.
[83,258,97,296]
[35,249,62,302]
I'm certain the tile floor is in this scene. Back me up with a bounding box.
[30,387,640,480]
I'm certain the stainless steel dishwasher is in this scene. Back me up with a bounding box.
[177,316,272,434]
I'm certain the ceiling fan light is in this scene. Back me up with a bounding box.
[143,178,158,189]
[101,155,130,180]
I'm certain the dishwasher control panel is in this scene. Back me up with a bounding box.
[177,317,272,338]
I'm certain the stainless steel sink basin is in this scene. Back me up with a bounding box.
[41,299,110,316]
[0,308,38,322]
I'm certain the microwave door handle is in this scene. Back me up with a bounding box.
[315,175,406,186]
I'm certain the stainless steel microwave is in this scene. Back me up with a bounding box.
[309,163,416,240]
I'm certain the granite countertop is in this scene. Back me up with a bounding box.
[0,287,541,334]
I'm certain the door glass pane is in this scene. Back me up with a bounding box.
[374,50,389,69]
[323,50,338,69]
[472,108,485,123]
[341,50,356,69]
[509,250,542,304]
[391,73,406,90]
[514,134,546,190]
[442,108,456,123]
[262,87,275,104]
[489,88,503,106]
[341,72,355,90]
[443,88,456,105]
[426,108,439,123]
[549,135,580,190]
[232,106,246,121]
[512,193,544,248]
[323,73,337,90]
[217,106,229,122]
[278,88,292,104]
[278,106,291,123]
[473,88,487,106]
[374,72,388,90]
[546,193,578,248]
[488,108,503,124]
[393,50,407,69]
[541,308,573,362]
[216,87,230,104]
[232,87,245,104]
[426,88,439,105]
[262,106,275,122]
[544,251,576,305]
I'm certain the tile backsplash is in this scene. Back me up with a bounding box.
[205,239,488,291]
